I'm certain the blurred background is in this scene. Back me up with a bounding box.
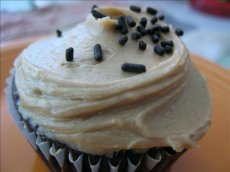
[1,0,230,69]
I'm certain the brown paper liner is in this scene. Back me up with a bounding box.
[5,70,186,172]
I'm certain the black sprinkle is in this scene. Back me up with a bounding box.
[158,15,165,20]
[131,32,142,40]
[153,25,162,32]
[161,40,174,47]
[126,16,136,27]
[165,45,173,53]
[140,17,147,27]
[154,31,161,38]
[139,41,146,50]
[161,26,170,33]
[118,16,128,34]
[136,25,142,32]
[147,27,155,35]
[56,29,62,37]
[114,23,122,31]
[152,34,160,43]
[118,35,128,45]
[91,9,106,19]
[146,28,153,35]
[66,47,74,62]
[130,5,141,13]
[136,25,146,36]
[154,45,165,56]
[150,17,158,24]
[91,5,98,11]
[94,44,103,62]
[146,7,158,15]
[175,28,184,36]
[121,63,146,73]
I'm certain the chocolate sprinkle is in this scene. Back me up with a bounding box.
[153,25,162,32]
[150,17,158,24]
[132,32,142,40]
[118,16,128,34]
[161,40,174,47]
[126,16,136,27]
[130,5,141,13]
[175,28,184,36]
[91,9,106,19]
[147,28,154,35]
[146,7,158,15]
[165,45,173,53]
[147,27,158,35]
[56,29,62,37]
[154,31,161,38]
[139,40,146,50]
[154,45,165,56]
[158,15,165,20]
[91,5,98,11]
[118,35,128,45]
[94,44,103,61]
[161,26,170,33]
[152,34,160,43]
[66,47,74,62]
[136,25,146,36]
[140,17,147,27]
[114,23,122,31]
[121,63,146,73]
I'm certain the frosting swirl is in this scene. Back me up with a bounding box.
[14,7,211,154]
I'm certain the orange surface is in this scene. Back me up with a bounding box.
[1,38,230,172]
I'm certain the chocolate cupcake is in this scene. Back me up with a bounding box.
[6,5,211,172]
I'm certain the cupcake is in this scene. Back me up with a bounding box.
[6,5,211,172]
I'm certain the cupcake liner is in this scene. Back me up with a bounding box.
[146,151,161,170]
[36,135,51,160]
[5,70,186,172]
[69,152,83,172]
[127,157,141,172]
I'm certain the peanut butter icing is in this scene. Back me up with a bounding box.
[14,7,211,154]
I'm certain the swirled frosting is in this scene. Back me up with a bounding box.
[14,7,211,154]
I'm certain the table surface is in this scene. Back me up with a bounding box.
[1,37,230,172]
